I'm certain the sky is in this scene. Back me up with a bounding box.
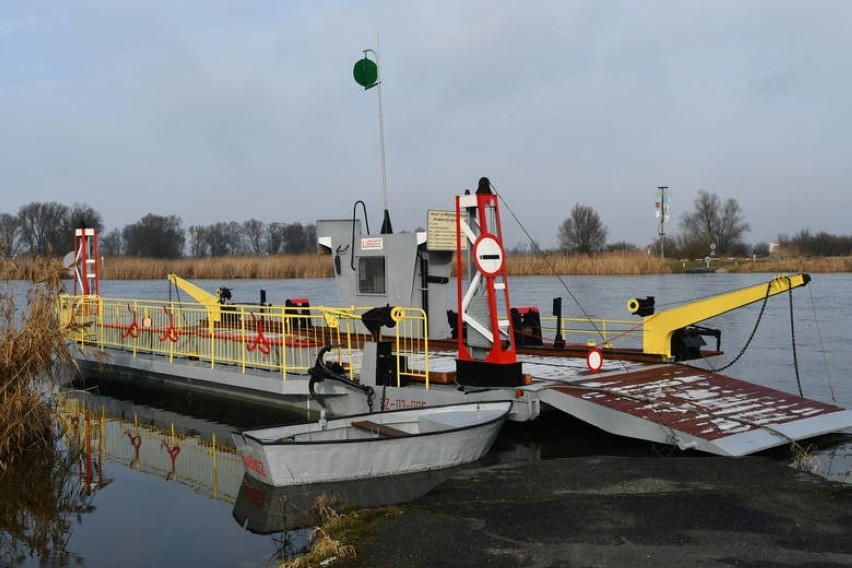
[2,1,851,251]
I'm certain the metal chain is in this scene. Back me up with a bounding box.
[788,285,803,396]
[702,281,772,374]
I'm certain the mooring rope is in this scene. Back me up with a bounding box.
[489,181,634,373]
[807,285,838,403]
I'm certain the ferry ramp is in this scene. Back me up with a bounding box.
[537,364,852,456]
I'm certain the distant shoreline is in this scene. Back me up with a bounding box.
[4,252,850,281]
[87,252,852,280]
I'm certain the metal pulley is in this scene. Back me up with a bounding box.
[627,296,655,317]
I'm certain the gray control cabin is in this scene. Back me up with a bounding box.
[316,218,454,340]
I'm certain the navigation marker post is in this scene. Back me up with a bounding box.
[656,186,671,260]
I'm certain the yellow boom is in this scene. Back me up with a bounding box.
[637,273,811,360]
[167,273,223,322]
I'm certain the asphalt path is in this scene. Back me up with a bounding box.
[347,455,851,567]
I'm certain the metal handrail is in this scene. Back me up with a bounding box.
[58,295,430,387]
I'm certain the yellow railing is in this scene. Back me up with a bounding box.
[539,315,644,349]
[58,295,430,385]
[391,306,430,389]
[59,396,243,502]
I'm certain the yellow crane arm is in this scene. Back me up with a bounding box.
[167,273,222,322]
[639,273,811,360]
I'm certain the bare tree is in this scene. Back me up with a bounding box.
[558,204,608,254]
[680,190,750,256]
[282,222,309,253]
[242,219,266,255]
[265,222,285,254]
[67,203,104,233]
[188,225,210,257]
[122,214,185,258]
[304,223,317,253]
[99,229,123,256]
[17,202,69,256]
[207,222,244,256]
[0,213,21,258]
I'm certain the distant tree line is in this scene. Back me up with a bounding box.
[556,190,852,258]
[4,199,851,261]
[778,229,852,257]
[186,221,316,257]
[0,202,316,259]
[0,202,103,258]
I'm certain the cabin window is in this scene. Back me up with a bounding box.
[358,256,386,295]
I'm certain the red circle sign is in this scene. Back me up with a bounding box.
[586,348,604,372]
[473,234,505,277]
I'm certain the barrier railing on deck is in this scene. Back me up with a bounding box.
[58,295,430,387]
[538,315,643,349]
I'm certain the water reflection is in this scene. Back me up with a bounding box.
[60,391,246,503]
[0,443,91,565]
[233,470,450,533]
[3,386,848,567]
[232,470,451,560]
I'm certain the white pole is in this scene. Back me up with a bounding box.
[657,186,668,260]
[363,46,389,218]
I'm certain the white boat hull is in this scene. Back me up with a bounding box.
[231,402,510,486]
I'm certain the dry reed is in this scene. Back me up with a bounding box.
[2,252,850,283]
[507,251,671,275]
[722,256,852,274]
[281,495,359,568]
[91,251,674,280]
[98,254,334,280]
[0,256,70,471]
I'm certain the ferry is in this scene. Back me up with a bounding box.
[60,177,852,457]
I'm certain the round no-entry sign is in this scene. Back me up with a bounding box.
[473,234,505,276]
[586,348,604,372]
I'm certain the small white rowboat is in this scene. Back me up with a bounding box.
[231,401,511,486]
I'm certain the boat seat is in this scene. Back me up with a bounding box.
[350,420,409,438]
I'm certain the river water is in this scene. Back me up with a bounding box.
[2,273,850,566]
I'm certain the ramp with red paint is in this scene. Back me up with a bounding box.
[538,365,852,456]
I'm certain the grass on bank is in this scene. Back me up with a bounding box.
[48,251,674,280]
[0,256,70,471]
[699,255,852,274]
[2,252,849,283]
[92,252,852,280]
[281,495,362,568]
[98,254,332,280]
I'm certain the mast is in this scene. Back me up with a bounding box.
[656,186,670,259]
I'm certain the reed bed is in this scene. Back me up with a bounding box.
[2,252,850,283]
[722,256,852,274]
[79,251,674,280]
[99,254,334,280]
[0,257,71,471]
[507,251,671,275]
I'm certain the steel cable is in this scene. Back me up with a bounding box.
[788,284,803,397]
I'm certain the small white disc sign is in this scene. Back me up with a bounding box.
[473,234,504,276]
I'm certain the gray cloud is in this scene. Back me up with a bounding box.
[2,0,851,250]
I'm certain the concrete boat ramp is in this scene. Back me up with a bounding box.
[413,351,852,457]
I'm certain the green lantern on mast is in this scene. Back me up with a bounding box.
[353,56,379,89]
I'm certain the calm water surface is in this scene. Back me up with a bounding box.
[2,273,850,566]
